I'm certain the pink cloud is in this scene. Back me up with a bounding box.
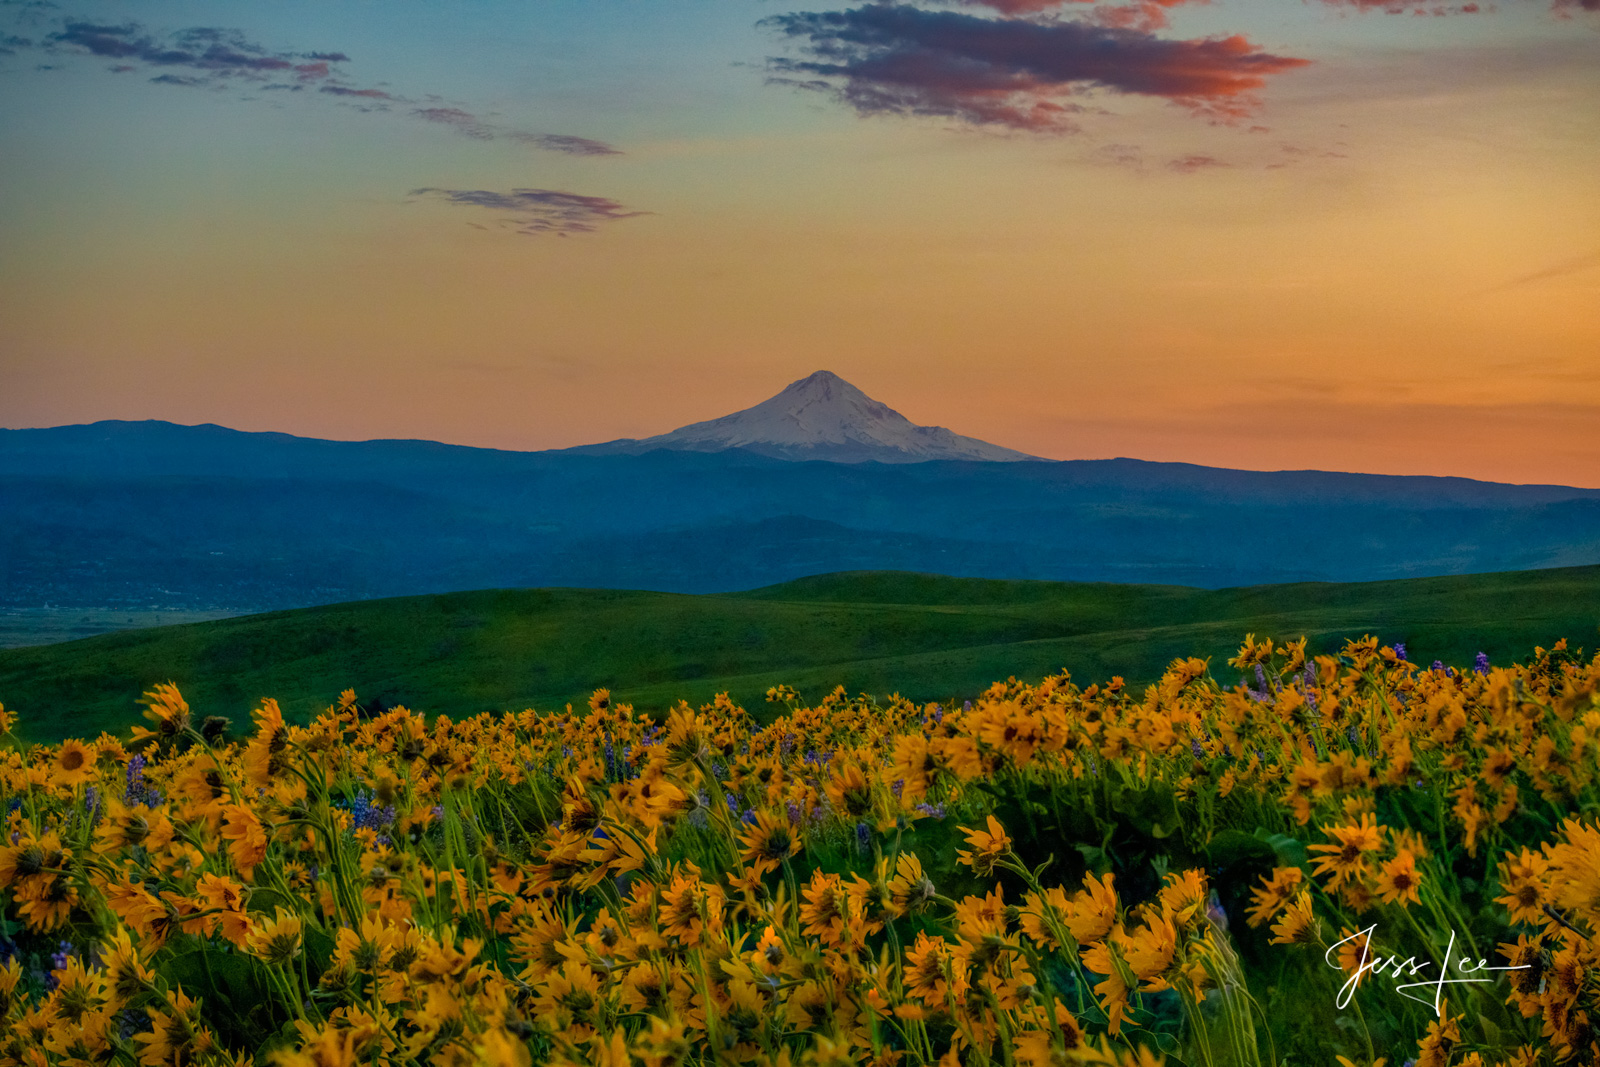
[765,5,1310,132]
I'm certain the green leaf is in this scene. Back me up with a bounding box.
[163,947,281,1046]
[1253,829,1308,869]
[245,887,295,915]
[1208,829,1279,874]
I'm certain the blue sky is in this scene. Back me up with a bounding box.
[2,0,1596,484]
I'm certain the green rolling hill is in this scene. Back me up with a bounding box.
[3,565,1597,743]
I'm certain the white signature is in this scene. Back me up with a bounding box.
[1325,925,1529,1017]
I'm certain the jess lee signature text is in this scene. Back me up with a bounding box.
[1325,925,1530,1016]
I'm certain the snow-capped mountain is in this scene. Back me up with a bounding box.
[572,370,1041,463]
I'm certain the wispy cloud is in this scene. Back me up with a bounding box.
[320,84,394,100]
[1312,0,1482,13]
[413,110,624,154]
[1315,0,1596,14]
[1482,253,1600,293]
[762,4,1311,131]
[50,21,346,79]
[1167,153,1226,172]
[951,0,1211,32]
[408,187,649,236]
[414,106,494,137]
[13,15,621,155]
[513,134,624,157]
[0,0,58,25]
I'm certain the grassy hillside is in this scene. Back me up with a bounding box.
[2,565,1596,743]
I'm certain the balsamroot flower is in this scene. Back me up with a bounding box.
[247,907,304,965]
[52,738,95,789]
[1065,872,1119,944]
[737,809,800,876]
[1308,813,1383,889]
[956,814,1012,877]
[1246,867,1303,928]
[1376,849,1422,908]
[220,802,269,878]
[1269,892,1318,947]
[0,642,1592,1066]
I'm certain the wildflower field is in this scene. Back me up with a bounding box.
[1,634,1598,1067]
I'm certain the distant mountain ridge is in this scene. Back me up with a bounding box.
[3,397,1599,610]
[567,370,1040,463]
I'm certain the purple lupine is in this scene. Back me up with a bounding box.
[1190,738,1205,759]
[1206,892,1229,932]
[82,785,103,829]
[124,754,162,808]
[124,753,146,796]
[890,779,904,800]
[914,802,947,819]
[1394,643,1407,662]
[1475,652,1491,675]
[1431,661,1445,672]
[44,940,73,991]
[855,822,872,854]
[348,792,396,834]
[786,800,803,826]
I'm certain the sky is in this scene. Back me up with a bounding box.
[1,0,1596,485]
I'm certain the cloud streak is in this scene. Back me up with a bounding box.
[762,4,1311,131]
[952,0,1209,32]
[514,133,625,156]
[20,16,621,154]
[50,21,344,79]
[1312,0,1481,13]
[409,187,648,236]
[1481,253,1600,293]
[410,109,623,154]
[1314,0,1597,14]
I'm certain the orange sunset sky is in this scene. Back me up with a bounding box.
[1,0,1597,485]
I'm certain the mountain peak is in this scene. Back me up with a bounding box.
[573,371,1041,463]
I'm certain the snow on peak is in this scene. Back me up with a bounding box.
[603,371,1040,463]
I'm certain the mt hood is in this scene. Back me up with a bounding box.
[571,370,1040,463]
